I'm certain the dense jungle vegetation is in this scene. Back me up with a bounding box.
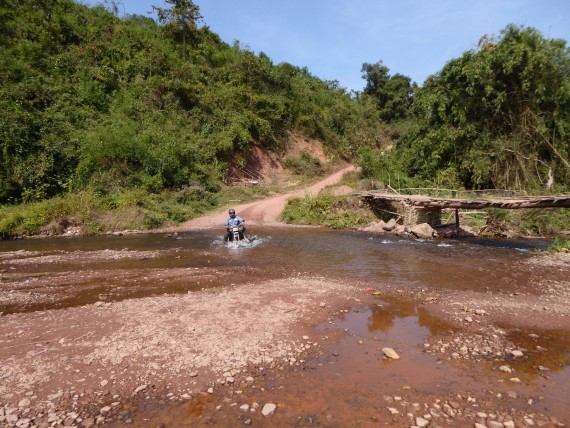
[0,0,569,236]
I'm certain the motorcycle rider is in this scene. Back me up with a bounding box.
[224,208,246,241]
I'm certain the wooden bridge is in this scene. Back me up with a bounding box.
[359,190,570,227]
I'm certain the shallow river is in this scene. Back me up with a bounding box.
[2,228,569,426]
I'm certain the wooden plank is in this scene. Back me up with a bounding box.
[359,192,570,209]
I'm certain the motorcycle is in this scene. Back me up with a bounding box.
[226,225,245,242]
[225,225,256,243]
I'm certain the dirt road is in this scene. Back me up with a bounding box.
[173,165,357,230]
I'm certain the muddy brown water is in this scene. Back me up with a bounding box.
[2,228,569,426]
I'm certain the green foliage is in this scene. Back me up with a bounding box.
[0,0,373,210]
[390,25,570,192]
[281,193,375,228]
[481,208,570,237]
[549,236,570,252]
[283,151,324,176]
[357,146,415,189]
[0,187,218,237]
[361,61,416,122]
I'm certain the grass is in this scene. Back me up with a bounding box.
[0,188,218,238]
[281,192,375,229]
[549,236,570,252]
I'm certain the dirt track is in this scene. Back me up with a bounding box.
[170,165,357,229]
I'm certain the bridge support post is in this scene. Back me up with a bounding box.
[401,206,442,227]
[455,209,460,228]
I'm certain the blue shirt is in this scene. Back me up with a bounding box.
[225,215,244,228]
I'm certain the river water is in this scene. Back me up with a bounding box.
[2,228,569,426]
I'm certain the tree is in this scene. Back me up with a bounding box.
[395,25,570,191]
[152,0,202,47]
[361,61,416,122]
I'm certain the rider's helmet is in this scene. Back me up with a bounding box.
[229,208,236,216]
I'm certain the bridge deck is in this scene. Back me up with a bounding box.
[359,192,570,209]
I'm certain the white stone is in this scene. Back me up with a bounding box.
[18,398,30,408]
[262,403,276,417]
[133,385,147,395]
[415,416,429,427]
[387,407,399,415]
[382,347,400,360]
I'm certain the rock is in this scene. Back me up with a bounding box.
[410,223,435,239]
[239,404,249,412]
[510,350,524,358]
[488,421,505,428]
[81,417,95,427]
[382,218,397,231]
[387,407,399,415]
[415,416,429,427]
[132,385,147,395]
[261,403,276,417]
[100,406,111,414]
[474,424,486,428]
[499,366,512,373]
[18,398,30,408]
[382,347,400,360]
[190,372,198,377]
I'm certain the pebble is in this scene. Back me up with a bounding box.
[382,347,400,360]
[132,385,147,395]
[18,399,30,408]
[415,416,429,427]
[510,350,524,358]
[261,403,276,417]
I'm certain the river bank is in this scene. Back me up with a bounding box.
[1,229,569,427]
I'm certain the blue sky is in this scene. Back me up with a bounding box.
[87,0,570,92]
